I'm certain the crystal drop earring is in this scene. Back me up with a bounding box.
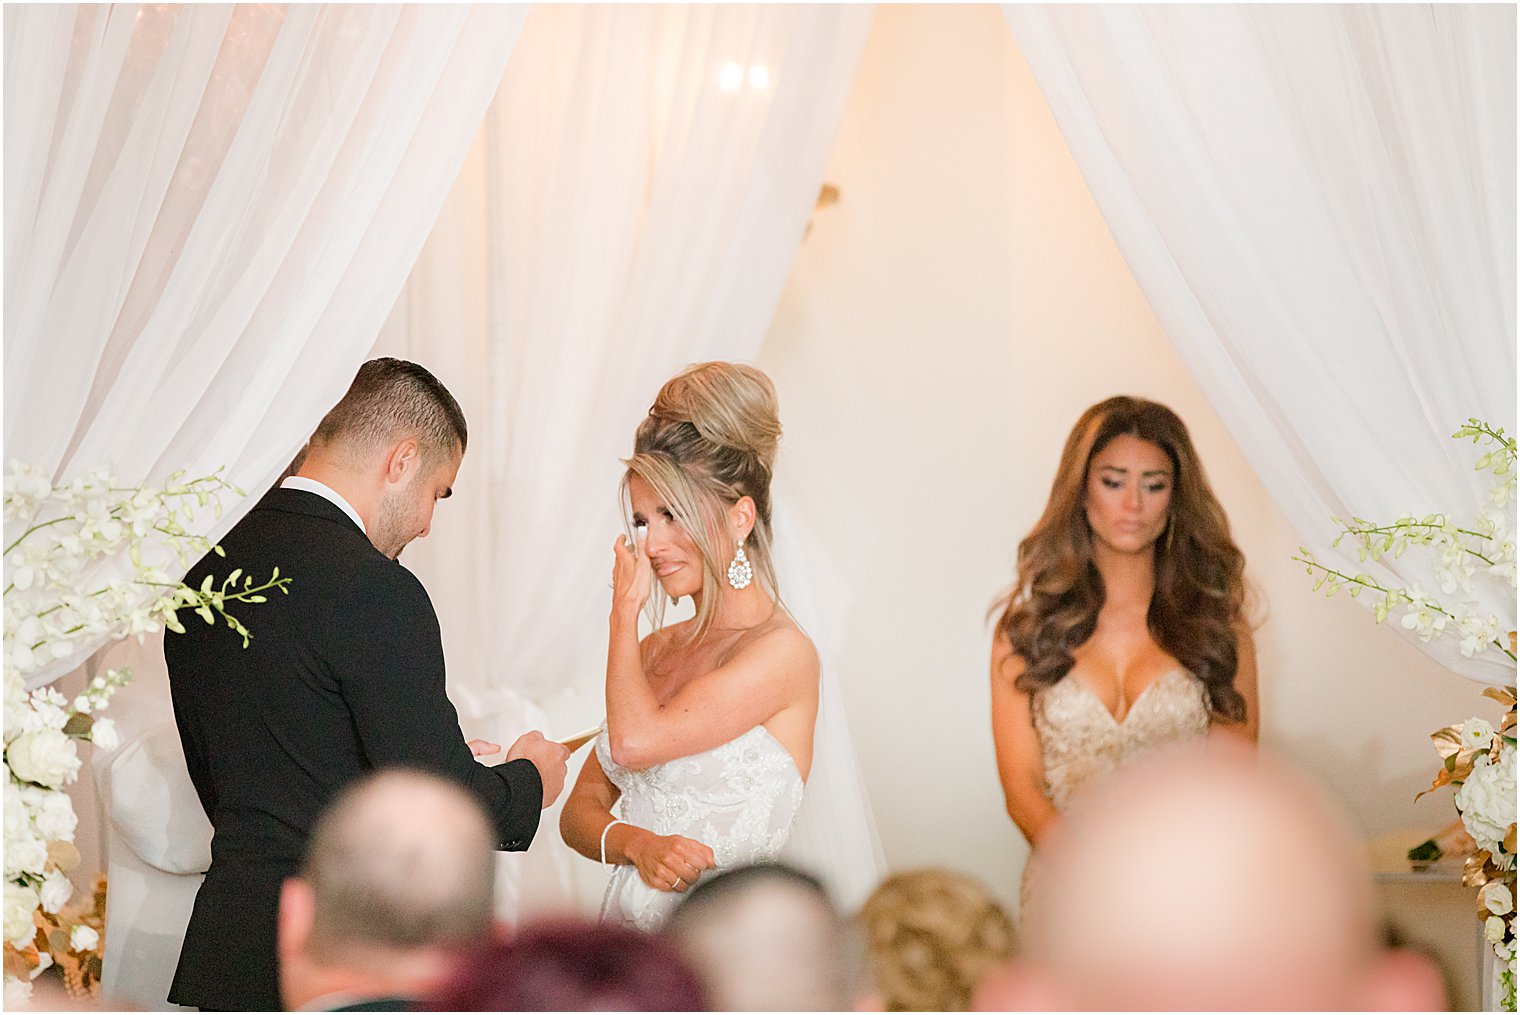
[726,540,753,590]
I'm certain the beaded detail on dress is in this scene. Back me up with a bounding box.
[1031,667,1210,812]
[595,722,805,931]
[1020,668,1210,922]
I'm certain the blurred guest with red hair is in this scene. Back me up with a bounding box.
[423,918,706,1011]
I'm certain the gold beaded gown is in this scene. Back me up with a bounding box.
[1019,668,1211,921]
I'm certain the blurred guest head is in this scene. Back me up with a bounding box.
[857,868,1016,1011]
[665,862,855,1011]
[423,918,705,1011]
[278,769,496,1011]
[974,741,1446,1011]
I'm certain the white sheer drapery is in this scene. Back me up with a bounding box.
[4,3,529,687]
[375,3,882,914]
[1004,4,1516,683]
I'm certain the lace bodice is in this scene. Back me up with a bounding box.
[1031,667,1210,812]
[595,722,805,930]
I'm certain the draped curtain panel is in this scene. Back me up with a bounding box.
[374,3,882,914]
[1003,4,1516,683]
[3,3,529,687]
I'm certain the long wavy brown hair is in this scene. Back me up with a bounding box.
[992,396,1248,722]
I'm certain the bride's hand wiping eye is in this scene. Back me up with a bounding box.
[610,527,651,617]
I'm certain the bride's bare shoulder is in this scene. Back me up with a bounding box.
[737,615,818,680]
[639,621,685,660]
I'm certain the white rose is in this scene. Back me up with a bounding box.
[22,786,76,844]
[1488,914,1508,944]
[3,809,48,881]
[1456,748,1518,853]
[90,718,119,752]
[5,729,79,788]
[1496,938,1514,962]
[21,689,67,735]
[4,972,32,1007]
[3,671,27,743]
[4,882,38,947]
[37,870,70,914]
[1483,881,1515,916]
[68,924,98,952]
[1462,717,1497,751]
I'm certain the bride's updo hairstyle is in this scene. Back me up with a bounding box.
[623,362,782,641]
[993,396,1249,723]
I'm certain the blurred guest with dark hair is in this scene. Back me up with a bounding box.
[665,862,856,1011]
[277,770,497,1012]
[423,918,705,1011]
[857,869,1015,1011]
[973,741,1448,1011]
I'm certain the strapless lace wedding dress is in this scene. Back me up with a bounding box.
[595,722,805,930]
[1020,668,1210,919]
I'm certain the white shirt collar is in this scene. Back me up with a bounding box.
[280,476,367,535]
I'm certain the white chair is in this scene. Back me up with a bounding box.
[99,719,212,1011]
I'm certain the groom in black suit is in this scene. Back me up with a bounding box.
[166,358,570,1011]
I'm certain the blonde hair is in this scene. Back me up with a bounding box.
[856,869,1016,1011]
[622,362,782,642]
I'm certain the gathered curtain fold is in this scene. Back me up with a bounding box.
[4,3,529,687]
[1003,3,1516,683]
[374,3,883,913]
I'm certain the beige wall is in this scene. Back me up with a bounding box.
[756,5,1482,986]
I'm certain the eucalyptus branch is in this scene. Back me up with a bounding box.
[23,575,290,652]
[1333,518,1498,566]
[1339,519,1495,544]
[4,517,71,556]
[164,569,291,648]
[1455,420,1517,454]
[1293,553,1516,661]
[106,469,240,497]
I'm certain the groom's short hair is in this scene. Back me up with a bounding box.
[313,358,467,464]
[302,768,494,960]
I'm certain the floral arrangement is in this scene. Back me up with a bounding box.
[1293,421,1515,664]
[1294,420,1517,1011]
[1418,691,1516,1010]
[3,463,287,1004]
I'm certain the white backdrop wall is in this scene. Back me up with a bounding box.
[364,3,1487,927]
[755,0,1482,927]
[370,3,877,916]
[50,5,1500,1001]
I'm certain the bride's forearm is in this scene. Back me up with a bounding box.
[561,793,646,865]
[561,805,649,867]
[605,607,662,765]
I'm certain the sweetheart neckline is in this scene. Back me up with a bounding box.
[601,721,807,785]
[1064,667,1190,727]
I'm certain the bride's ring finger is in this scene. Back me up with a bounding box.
[672,877,684,891]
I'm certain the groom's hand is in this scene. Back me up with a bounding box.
[506,730,571,809]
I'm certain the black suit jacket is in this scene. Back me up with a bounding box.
[165,488,541,1011]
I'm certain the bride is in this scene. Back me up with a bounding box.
[560,361,820,930]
